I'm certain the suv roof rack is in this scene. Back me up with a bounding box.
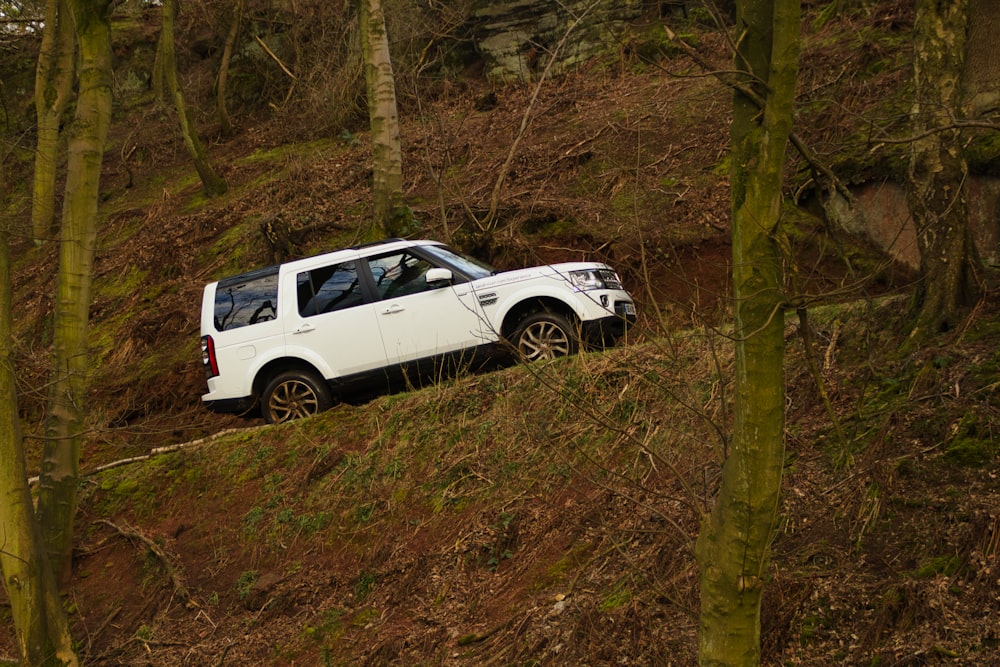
[217,264,279,289]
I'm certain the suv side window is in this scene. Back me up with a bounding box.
[298,261,365,317]
[367,251,433,300]
[214,268,279,331]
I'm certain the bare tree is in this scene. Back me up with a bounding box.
[36,0,114,585]
[217,0,242,138]
[0,224,78,665]
[695,0,799,664]
[30,0,74,243]
[358,0,413,238]
[159,0,228,197]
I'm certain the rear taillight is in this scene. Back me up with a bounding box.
[201,335,219,378]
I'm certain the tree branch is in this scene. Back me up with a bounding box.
[662,26,855,204]
[28,426,268,486]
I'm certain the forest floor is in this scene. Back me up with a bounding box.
[1,1,999,665]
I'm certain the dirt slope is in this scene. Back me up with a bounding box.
[6,298,999,667]
[2,2,999,665]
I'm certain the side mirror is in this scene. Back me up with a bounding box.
[425,267,453,286]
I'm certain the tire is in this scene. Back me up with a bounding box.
[261,370,334,424]
[513,312,579,362]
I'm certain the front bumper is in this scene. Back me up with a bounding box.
[582,300,636,346]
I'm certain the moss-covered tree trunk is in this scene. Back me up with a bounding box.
[961,0,1000,118]
[217,0,242,138]
[36,0,114,585]
[161,0,228,197]
[31,0,75,244]
[694,0,798,664]
[359,0,412,239]
[907,0,980,336]
[0,229,78,666]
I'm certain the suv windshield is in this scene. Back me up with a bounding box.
[422,244,495,280]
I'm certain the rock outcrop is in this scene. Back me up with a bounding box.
[468,0,643,81]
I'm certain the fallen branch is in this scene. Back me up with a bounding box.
[29,425,268,486]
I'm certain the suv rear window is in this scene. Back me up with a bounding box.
[214,267,279,331]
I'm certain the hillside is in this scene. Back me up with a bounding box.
[1,1,998,665]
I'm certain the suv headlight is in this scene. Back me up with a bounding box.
[568,269,623,291]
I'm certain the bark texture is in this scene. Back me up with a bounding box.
[37,0,114,585]
[31,0,75,243]
[0,232,79,665]
[962,0,1000,117]
[695,0,798,664]
[359,0,412,238]
[907,0,980,335]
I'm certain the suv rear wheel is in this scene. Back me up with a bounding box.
[262,370,334,424]
[514,312,578,362]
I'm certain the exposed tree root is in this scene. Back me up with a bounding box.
[96,519,196,608]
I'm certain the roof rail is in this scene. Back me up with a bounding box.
[350,237,407,250]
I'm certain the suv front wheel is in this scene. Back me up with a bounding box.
[514,312,579,362]
[262,370,334,424]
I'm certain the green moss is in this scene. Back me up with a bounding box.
[600,583,632,611]
[945,412,997,466]
[201,220,266,279]
[965,131,1000,173]
[945,437,997,467]
[239,139,338,165]
[911,555,959,579]
[520,215,578,236]
[535,540,594,592]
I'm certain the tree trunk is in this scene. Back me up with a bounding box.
[695,0,798,664]
[907,0,980,336]
[359,0,412,239]
[36,0,114,586]
[962,0,1000,117]
[161,0,228,197]
[31,0,75,244]
[217,0,242,138]
[152,22,165,104]
[0,231,79,666]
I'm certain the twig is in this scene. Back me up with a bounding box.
[662,26,855,205]
[252,33,296,79]
[481,0,603,231]
[86,606,122,653]
[796,307,847,446]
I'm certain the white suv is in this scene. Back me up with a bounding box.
[200,239,636,423]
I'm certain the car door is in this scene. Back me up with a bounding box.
[364,250,485,365]
[284,259,389,377]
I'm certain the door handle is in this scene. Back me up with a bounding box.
[382,304,404,315]
[293,323,315,334]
